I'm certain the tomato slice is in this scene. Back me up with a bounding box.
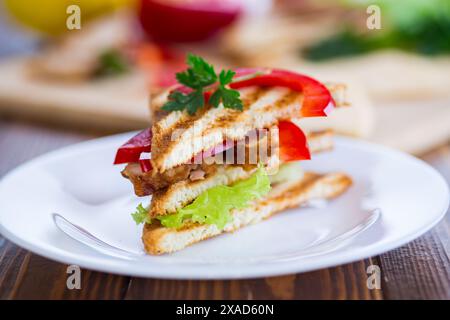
[230,68,335,117]
[139,0,241,42]
[278,121,311,162]
[113,128,153,165]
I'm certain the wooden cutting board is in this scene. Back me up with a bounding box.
[0,57,150,131]
[0,57,449,155]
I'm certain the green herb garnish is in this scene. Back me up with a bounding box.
[162,54,243,115]
[209,70,243,111]
[303,0,450,61]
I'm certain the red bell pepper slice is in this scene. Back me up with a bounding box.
[113,128,153,165]
[230,68,335,117]
[278,121,311,162]
[114,122,309,168]
[171,68,334,117]
[139,159,153,173]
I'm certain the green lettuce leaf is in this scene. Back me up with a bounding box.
[157,167,271,230]
[305,0,450,60]
[131,203,151,225]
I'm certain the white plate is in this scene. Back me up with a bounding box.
[0,133,448,279]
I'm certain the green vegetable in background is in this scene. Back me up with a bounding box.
[96,49,130,77]
[304,0,450,61]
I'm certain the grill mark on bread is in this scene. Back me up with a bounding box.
[153,87,259,134]
[241,87,267,110]
[266,90,301,114]
[157,108,209,149]
[203,88,289,140]
[150,84,347,172]
[162,87,264,137]
[151,88,275,172]
[204,87,269,133]
[157,120,191,154]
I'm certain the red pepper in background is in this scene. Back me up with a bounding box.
[278,121,311,162]
[132,43,187,88]
[113,128,152,165]
[139,0,241,43]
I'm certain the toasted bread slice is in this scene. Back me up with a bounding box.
[149,130,334,216]
[143,171,352,255]
[30,11,133,80]
[150,164,257,217]
[149,84,347,173]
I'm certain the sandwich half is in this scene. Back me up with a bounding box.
[114,54,352,255]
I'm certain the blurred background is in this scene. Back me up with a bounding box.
[0,0,449,154]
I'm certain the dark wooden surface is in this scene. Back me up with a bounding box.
[0,119,449,300]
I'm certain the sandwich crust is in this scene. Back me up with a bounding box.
[142,171,352,255]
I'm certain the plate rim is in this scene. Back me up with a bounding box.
[0,134,448,279]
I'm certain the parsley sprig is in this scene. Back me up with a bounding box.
[162,54,243,115]
[209,70,243,110]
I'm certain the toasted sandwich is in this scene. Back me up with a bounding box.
[114,54,352,255]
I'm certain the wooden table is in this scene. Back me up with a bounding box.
[0,119,449,300]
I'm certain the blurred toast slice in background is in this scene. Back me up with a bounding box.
[222,13,450,103]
